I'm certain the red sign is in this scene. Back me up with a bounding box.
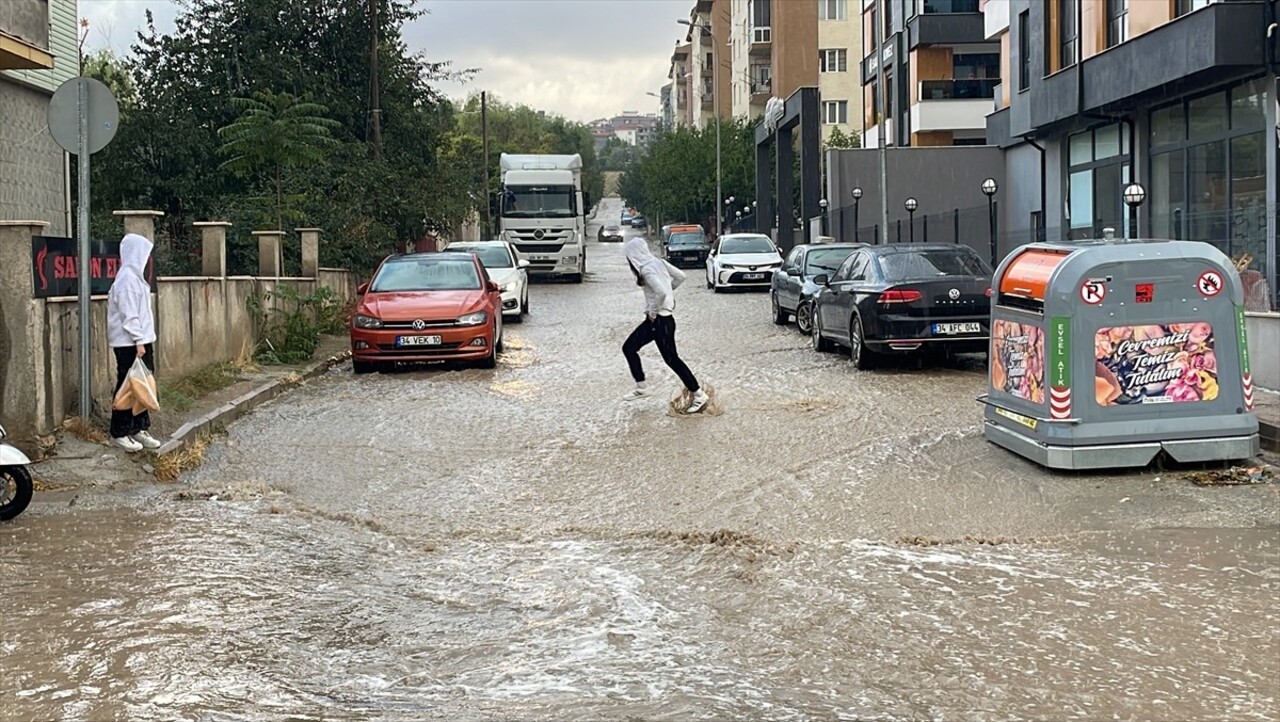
[31,236,156,299]
[1135,283,1154,304]
[1080,279,1106,305]
[1196,270,1223,297]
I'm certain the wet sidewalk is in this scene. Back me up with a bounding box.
[32,335,351,494]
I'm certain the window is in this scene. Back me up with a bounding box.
[1065,123,1130,239]
[953,53,999,80]
[820,49,848,73]
[1106,0,1127,47]
[1017,11,1030,90]
[1175,0,1213,17]
[819,0,847,21]
[824,100,849,124]
[1058,0,1078,69]
[751,0,771,32]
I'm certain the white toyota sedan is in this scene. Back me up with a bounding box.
[705,233,783,292]
[444,241,531,321]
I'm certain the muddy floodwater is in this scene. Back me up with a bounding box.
[4,198,1278,721]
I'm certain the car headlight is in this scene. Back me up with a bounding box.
[564,255,578,264]
[457,311,488,326]
[353,314,383,329]
[499,282,512,293]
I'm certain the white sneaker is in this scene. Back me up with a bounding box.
[622,387,652,401]
[111,436,144,453]
[132,431,162,450]
[685,390,709,414]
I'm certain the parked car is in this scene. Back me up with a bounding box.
[444,240,530,322]
[598,224,625,243]
[661,223,678,245]
[621,210,634,226]
[771,242,864,333]
[630,215,647,228]
[664,224,711,268]
[809,244,993,369]
[350,252,505,373]
[705,233,783,292]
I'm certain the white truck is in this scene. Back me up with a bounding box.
[497,153,589,283]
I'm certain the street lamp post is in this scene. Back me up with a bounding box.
[981,178,998,267]
[819,198,829,237]
[851,187,863,243]
[678,18,722,238]
[725,195,735,230]
[904,197,918,243]
[1123,182,1146,240]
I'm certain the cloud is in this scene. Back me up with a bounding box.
[80,0,687,122]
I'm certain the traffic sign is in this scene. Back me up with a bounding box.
[1196,270,1223,297]
[47,77,119,155]
[1080,279,1106,305]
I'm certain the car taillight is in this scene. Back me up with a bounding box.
[985,287,993,297]
[879,289,922,304]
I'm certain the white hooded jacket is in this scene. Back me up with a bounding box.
[624,236,686,317]
[106,233,157,348]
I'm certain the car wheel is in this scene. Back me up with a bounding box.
[849,315,877,370]
[771,292,788,325]
[811,312,834,353]
[521,290,530,316]
[795,301,813,335]
[353,360,377,375]
[496,318,505,353]
[706,273,714,290]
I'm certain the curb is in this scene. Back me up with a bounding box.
[155,350,352,457]
[1261,420,1280,453]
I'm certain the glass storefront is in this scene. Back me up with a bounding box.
[1065,123,1130,239]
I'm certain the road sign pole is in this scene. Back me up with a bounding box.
[77,80,91,419]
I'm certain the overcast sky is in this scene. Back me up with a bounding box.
[79,0,688,122]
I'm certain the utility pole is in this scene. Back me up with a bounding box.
[368,0,383,161]
[482,90,490,238]
[876,0,889,244]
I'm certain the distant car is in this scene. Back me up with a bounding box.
[663,225,711,268]
[598,224,625,243]
[351,252,505,373]
[444,240,530,322]
[810,244,993,369]
[621,210,634,226]
[661,223,679,245]
[771,242,864,334]
[705,233,783,292]
[630,216,647,228]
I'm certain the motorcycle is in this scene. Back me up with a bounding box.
[0,424,33,521]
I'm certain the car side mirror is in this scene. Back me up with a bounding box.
[518,259,530,268]
[787,268,802,277]
[813,274,829,286]
[357,282,369,295]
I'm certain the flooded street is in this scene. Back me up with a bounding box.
[4,198,1278,720]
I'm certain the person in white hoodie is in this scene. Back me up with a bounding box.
[621,236,709,413]
[106,233,160,452]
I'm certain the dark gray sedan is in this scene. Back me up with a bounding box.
[770,243,864,334]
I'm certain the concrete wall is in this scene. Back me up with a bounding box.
[0,0,50,49]
[0,80,68,234]
[2,0,77,93]
[1246,313,1280,392]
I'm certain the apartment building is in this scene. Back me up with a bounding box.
[984,0,1277,295]
[817,0,864,144]
[683,0,733,129]
[725,0,819,121]
[1,0,77,233]
[861,0,998,148]
[668,41,693,127]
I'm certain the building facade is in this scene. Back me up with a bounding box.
[818,0,864,144]
[861,0,998,148]
[1,0,77,235]
[984,0,1277,307]
[668,41,693,127]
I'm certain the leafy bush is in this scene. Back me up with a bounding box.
[248,285,348,365]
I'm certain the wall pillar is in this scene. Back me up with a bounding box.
[297,227,321,278]
[112,209,164,240]
[0,221,50,453]
[194,221,231,277]
[253,231,284,277]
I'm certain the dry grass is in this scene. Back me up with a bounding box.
[159,361,245,413]
[230,341,260,374]
[152,435,211,483]
[62,416,107,444]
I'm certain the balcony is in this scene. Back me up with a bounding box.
[750,77,772,100]
[0,29,54,71]
[919,78,999,101]
[907,3,986,49]
[750,26,771,55]
[910,95,991,133]
[922,0,980,12]
[701,78,714,108]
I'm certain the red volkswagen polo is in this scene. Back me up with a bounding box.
[350,252,504,373]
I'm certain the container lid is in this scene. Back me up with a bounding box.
[1000,248,1072,300]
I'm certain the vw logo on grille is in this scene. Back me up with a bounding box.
[412,319,427,331]
[533,229,546,240]
[948,288,961,300]
[749,266,757,271]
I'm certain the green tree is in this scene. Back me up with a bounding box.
[218,91,340,230]
[825,126,862,151]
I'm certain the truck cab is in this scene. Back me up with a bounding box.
[497,154,588,283]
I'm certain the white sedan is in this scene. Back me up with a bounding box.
[444,241,530,321]
[705,233,783,292]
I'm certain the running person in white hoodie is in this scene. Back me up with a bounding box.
[106,233,160,452]
[621,236,709,413]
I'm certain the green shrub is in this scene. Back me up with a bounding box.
[248,285,348,365]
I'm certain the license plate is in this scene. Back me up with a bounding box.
[933,322,981,335]
[397,335,442,346]
[742,273,765,280]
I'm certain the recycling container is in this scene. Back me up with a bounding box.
[979,238,1259,470]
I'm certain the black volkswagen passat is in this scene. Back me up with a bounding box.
[809,244,992,369]
[770,242,864,334]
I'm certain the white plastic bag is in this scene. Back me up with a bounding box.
[112,357,159,414]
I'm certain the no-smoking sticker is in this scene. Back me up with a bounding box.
[1080,279,1106,305]
[1197,270,1223,297]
